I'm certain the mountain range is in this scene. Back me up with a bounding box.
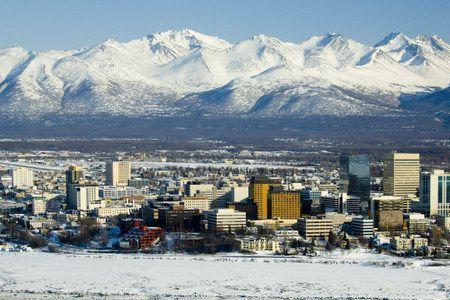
[1,29,449,121]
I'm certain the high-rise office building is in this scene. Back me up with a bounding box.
[106,161,131,186]
[339,154,370,202]
[12,167,34,189]
[418,170,450,216]
[383,153,420,197]
[66,165,83,185]
[66,165,84,203]
[249,177,282,219]
[67,183,100,211]
[268,188,301,219]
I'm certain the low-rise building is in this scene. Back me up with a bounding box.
[128,178,150,189]
[350,217,374,238]
[236,237,280,252]
[207,208,246,231]
[26,217,56,229]
[96,204,141,217]
[252,218,298,230]
[157,205,202,232]
[371,196,404,232]
[325,212,352,227]
[99,186,147,200]
[31,196,46,215]
[391,236,412,251]
[274,228,300,239]
[391,236,428,251]
[298,217,333,239]
[412,236,429,250]
[180,194,210,212]
[119,226,164,250]
[404,213,430,234]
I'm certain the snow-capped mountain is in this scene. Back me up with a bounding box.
[0,29,449,120]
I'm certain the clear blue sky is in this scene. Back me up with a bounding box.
[1,0,449,51]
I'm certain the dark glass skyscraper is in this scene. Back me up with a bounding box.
[339,155,370,202]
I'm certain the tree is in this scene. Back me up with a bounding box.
[429,227,442,247]
[326,231,337,251]
[327,230,337,245]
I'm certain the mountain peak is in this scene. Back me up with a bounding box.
[316,33,354,48]
[415,34,449,51]
[146,29,231,51]
[374,32,411,48]
[1,30,449,120]
[0,45,29,55]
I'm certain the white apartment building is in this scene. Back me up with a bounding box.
[12,167,34,190]
[68,184,101,211]
[237,238,280,252]
[207,208,246,231]
[391,236,428,251]
[31,197,46,215]
[231,186,249,202]
[106,161,131,186]
[418,170,450,216]
[95,204,141,217]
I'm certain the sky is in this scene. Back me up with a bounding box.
[1,0,450,51]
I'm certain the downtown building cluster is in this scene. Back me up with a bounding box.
[0,150,449,257]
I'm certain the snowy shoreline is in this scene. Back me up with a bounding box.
[0,250,449,299]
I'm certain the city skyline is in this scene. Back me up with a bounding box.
[0,2,449,298]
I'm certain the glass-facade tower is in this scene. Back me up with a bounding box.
[339,155,370,202]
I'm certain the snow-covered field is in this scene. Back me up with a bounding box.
[0,251,449,299]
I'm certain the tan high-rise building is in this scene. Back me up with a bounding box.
[268,189,301,219]
[383,153,420,197]
[250,177,282,219]
[106,161,131,186]
[12,167,34,189]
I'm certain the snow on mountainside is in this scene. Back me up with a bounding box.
[0,29,449,120]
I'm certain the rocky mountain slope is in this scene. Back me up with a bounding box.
[0,29,449,121]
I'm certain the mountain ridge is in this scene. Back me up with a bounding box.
[0,29,449,121]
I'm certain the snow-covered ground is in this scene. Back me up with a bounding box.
[0,250,449,299]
